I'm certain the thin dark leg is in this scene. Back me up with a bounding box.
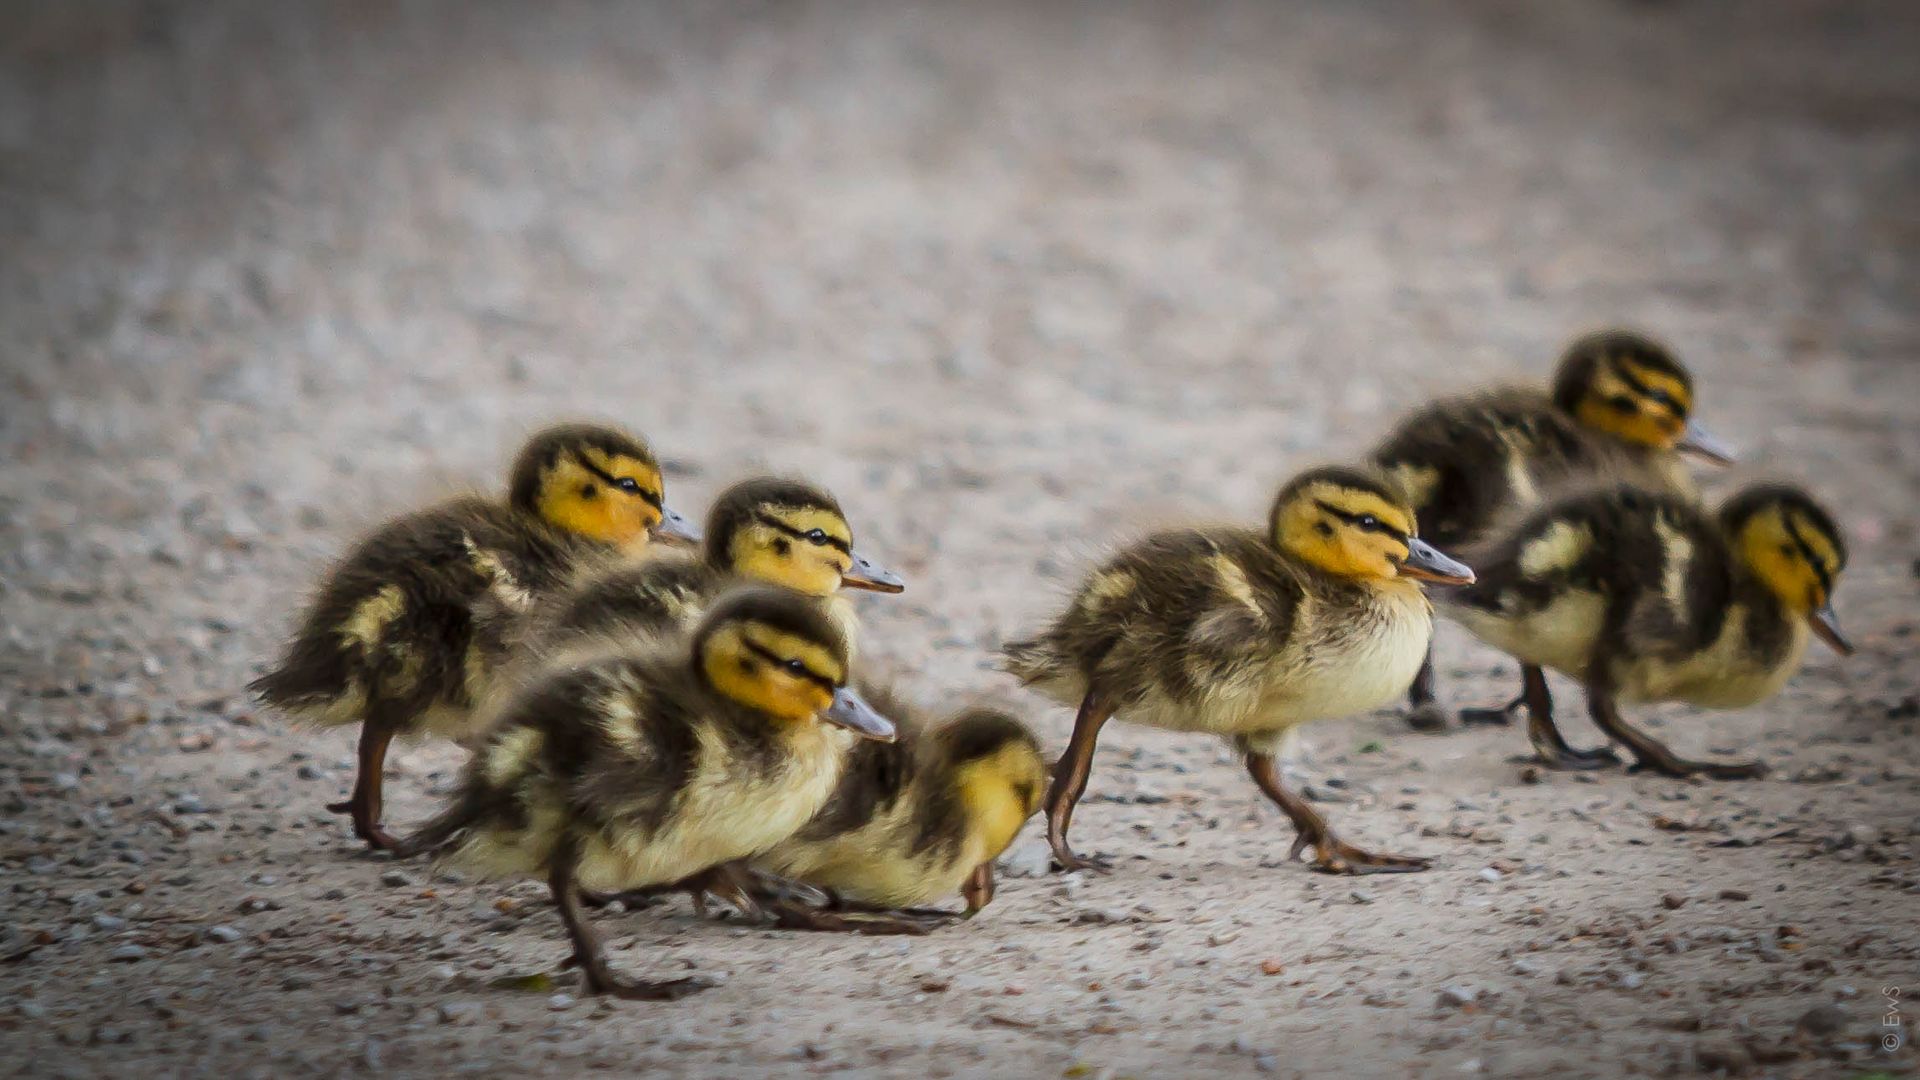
[549,836,711,1001]
[328,718,400,851]
[1585,684,1766,780]
[961,862,995,915]
[1519,665,1619,770]
[1245,751,1430,875]
[1404,650,1449,731]
[1458,675,1525,726]
[1044,690,1115,873]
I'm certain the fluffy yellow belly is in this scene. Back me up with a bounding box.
[1448,592,1606,681]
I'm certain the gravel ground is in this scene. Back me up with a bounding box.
[3,2,1918,1077]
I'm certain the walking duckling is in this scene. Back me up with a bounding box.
[755,688,1046,925]
[1439,482,1850,779]
[1003,465,1475,875]
[393,586,896,999]
[519,475,904,654]
[1370,328,1735,729]
[250,423,698,850]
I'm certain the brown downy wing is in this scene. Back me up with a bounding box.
[1091,527,1302,708]
[1601,492,1740,666]
[523,553,724,651]
[251,497,536,713]
[791,678,925,843]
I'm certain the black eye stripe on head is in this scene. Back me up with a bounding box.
[575,456,663,509]
[752,511,851,554]
[1313,499,1409,544]
[740,638,838,691]
[1610,364,1685,416]
[1783,516,1834,597]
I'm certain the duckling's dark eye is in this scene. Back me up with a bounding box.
[1608,395,1637,414]
[1356,515,1379,530]
[614,477,642,494]
[784,658,808,675]
[1644,388,1676,408]
[804,529,829,545]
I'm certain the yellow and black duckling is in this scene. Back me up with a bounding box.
[753,688,1046,926]
[1002,465,1475,875]
[249,423,698,851]
[518,475,904,655]
[1439,482,1850,779]
[393,586,896,999]
[1369,328,1735,729]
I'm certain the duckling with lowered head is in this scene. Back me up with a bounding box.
[518,475,903,654]
[393,586,896,999]
[1003,465,1474,875]
[1438,482,1851,778]
[249,423,698,850]
[1370,328,1735,729]
[754,689,1046,927]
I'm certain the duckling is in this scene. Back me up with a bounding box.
[1438,482,1850,779]
[518,475,904,655]
[1370,328,1735,729]
[754,688,1046,925]
[393,586,896,999]
[249,423,699,850]
[1002,465,1475,875]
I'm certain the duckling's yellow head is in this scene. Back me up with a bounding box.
[1553,330,1734,464]
[940,709,1046,820]
[1271,466,1475,585]
[692,586,896,740]
[938,709,1045,912]
[1719,484,1852,656]
[703,477,905,598]
[508,423,700,551]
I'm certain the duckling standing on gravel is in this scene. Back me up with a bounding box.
[515,475,903,656]
[250,423,698,850]
[394,587,895,999]
[1003,466,1475,875]
[754,688,1046,929]
[1439,483,1850,778]
[1370,329,1734,730]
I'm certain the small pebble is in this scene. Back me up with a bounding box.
[108,945,147,962]
[1436,985,1476,1009]
[205,925,243,943]
[380,870,413,888]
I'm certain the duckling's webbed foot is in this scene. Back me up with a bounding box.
[549,836,711,1002]
[1626,756,1768,781]
[1045,691,1118,874]
[1586,682,1766,782]
[1458,695,1522,727]
[589,972,714,1001]
[1247,751,1432,876]
[1303,835,1433,875]
[1515,666,1620,771]
[767,900,949,936]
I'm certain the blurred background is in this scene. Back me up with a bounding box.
[2,2,1917,1075]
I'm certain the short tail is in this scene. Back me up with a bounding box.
[999,637,1056,685]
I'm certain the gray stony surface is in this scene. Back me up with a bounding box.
[2,2,1918,1077]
